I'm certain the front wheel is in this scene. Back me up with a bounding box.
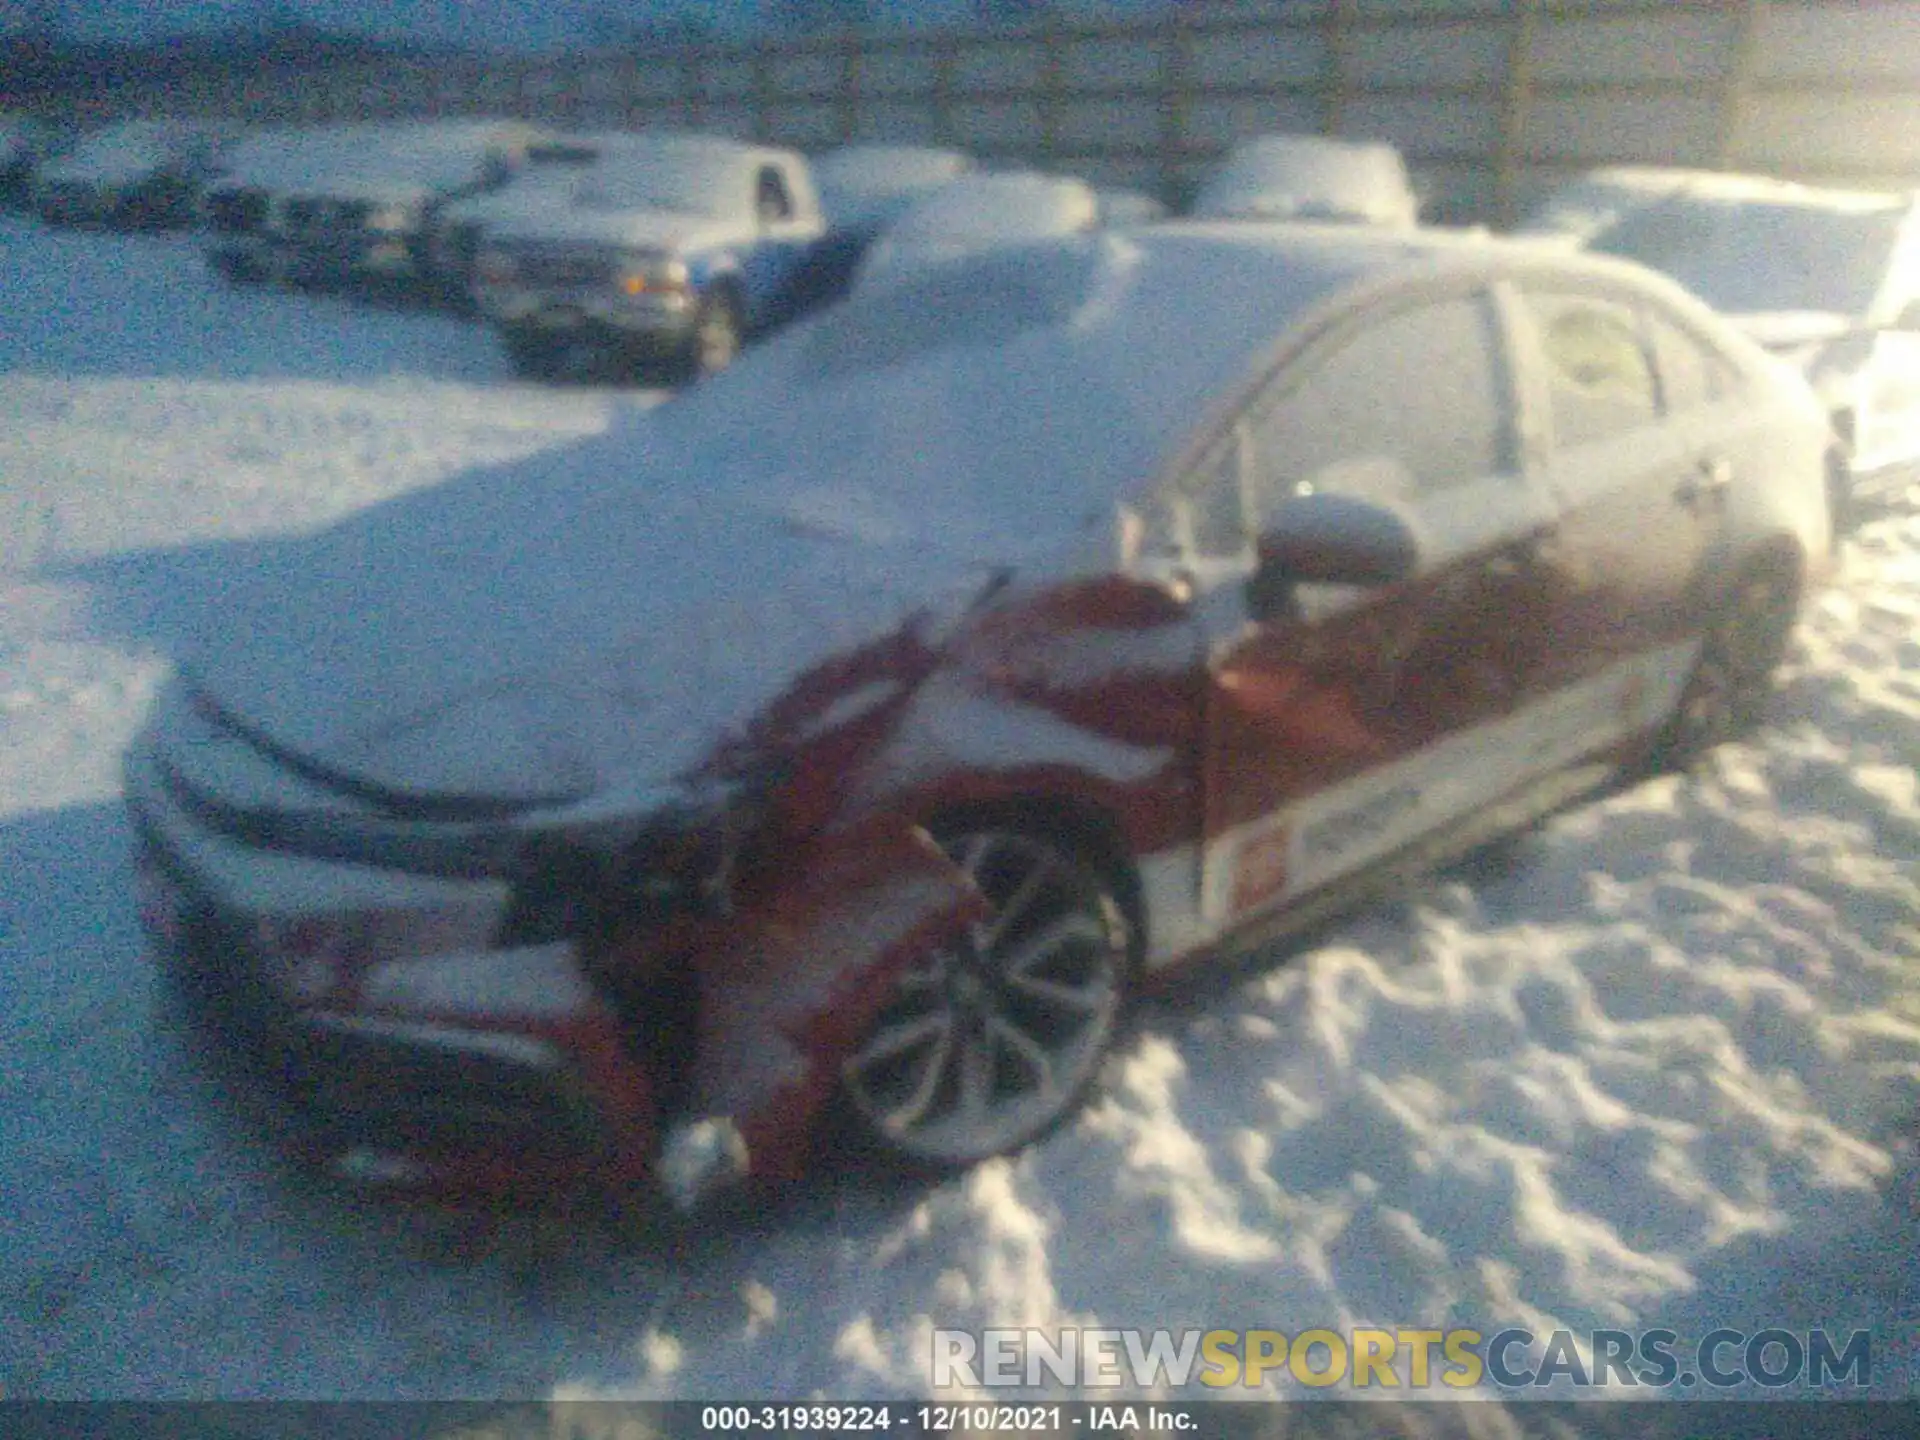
[1654,562,1801,769]
[682,292,742,384]
[837,827,1132,1171]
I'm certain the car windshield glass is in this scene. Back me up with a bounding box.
[1590,197,1903,315]
[572,154,749,219]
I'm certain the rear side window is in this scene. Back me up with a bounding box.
[1642,307,1740,414]
[1524,290,1659,448]
[1243,291,1512,525]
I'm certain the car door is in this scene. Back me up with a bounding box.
[1182,283,1562,925]
[1505,281,1727,755]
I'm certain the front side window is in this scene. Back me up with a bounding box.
[1642,306,1740,415]
[1243,291,1511,527]
[1524,290,1660,449]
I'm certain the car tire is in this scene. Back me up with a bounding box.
[835,824,1133,1173]
[1653,560,1801,770]
[683,290,743,384]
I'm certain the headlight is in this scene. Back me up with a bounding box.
[615,255,690,296]
[366,204,414,232]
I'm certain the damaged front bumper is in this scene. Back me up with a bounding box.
[124,724,666,1205]
[124,679,986,1215]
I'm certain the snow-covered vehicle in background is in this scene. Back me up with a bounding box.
[261,120,551,293]
[765,143,977,324]
[32,118,235,229]
[421,132,627,303]
[853,171,1100,293]
[0,114,65,207]
[1571,172,1920,528]
[1512,164,1726,247]
[203,125,402,283]
[472,134,824,384]
[1189,134,1420,227]
[127,223,1833,1216]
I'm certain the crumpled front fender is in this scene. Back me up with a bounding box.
[685,814,986,1183]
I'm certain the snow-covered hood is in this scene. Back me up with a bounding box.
[440,178,578,227]
[178,413,1009,810]
[278,169,479,208]
[482,206,743,254]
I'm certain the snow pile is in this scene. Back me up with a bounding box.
[0,214,1916,1412]
[856,173,1101,291]
[813,144,976,231]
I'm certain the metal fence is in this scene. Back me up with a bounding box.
[41,0,1920,225]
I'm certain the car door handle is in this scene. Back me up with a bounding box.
[1675,456,1733,508]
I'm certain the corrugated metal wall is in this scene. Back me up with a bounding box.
[46,0,1920,224]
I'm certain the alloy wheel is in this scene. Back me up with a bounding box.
[1663,566,1800,765]
[840,829,1130,1168]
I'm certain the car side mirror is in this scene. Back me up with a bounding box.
[1250,490,1423,618]
[1893,298,1920,331]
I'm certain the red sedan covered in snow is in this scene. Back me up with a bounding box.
[127,222,1833,1213]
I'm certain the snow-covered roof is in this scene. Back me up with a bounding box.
[36,119,215,182]
[856,172,1100,289]
[213,120,543,198]
[813,143,975,228]
[562,134,814,223]
[1582,177,1916,321]
[1190,134,1419,227]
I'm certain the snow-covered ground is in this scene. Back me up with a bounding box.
[1,216,1916,1419]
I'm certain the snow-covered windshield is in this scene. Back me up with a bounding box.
[1590,195,1905,317]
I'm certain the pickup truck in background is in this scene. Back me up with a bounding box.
[472,134,824,385]
[422,132,618,304]
[262,120,550,293]
[203,125,416,283]
[33,119,235,229]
